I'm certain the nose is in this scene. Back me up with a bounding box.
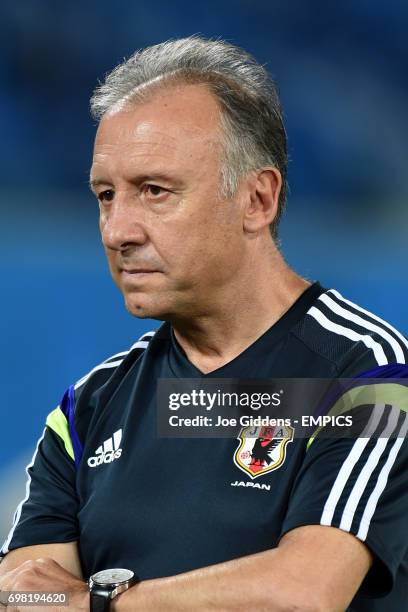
[100,196,147,251]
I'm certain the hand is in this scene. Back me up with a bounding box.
[0,557,89,611]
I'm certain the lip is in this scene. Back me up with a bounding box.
[119,269,161,283]
[120,268,159,274]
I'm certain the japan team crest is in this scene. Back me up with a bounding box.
[233,424,294,479]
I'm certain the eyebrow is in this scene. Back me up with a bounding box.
[89,173,185,192]
[89,178,113,192]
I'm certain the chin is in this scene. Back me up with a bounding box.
[124,295,169,321]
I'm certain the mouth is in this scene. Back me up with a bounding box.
[121,269,158,274]
[119,268,162,283]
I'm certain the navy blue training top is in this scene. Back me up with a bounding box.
[2,282,408,611]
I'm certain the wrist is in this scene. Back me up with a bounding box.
[111,583,139,612]
[89,569,139,612]
[72,586,90,612]
[81,589,91,611]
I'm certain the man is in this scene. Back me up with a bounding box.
[1,36,407,611]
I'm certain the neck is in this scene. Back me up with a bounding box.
[171,245,311,374]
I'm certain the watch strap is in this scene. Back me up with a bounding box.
[90,588,112,612]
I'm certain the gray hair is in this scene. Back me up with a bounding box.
[90,36,288,239]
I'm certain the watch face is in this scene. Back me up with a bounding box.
[91,568,134,586]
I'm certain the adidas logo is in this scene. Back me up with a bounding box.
[87,429,123,468]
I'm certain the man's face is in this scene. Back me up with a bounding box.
[90,83,248,320]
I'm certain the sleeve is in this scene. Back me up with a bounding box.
[279,383,408,598]
[0,342,138,559]
[0,405,80,558]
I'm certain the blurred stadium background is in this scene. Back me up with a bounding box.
[1,1,407,543]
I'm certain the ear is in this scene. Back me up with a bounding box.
[243,168,282,234]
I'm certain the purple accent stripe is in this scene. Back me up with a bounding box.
[314,364,408,419]
[60,385,83,468]
[357,364,408,380]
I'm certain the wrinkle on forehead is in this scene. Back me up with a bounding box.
[95,119,179,147]
[93,128,217,167]
[95,119,218,150]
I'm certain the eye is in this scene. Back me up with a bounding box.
[97,190,114,203]
[143,184,168,197]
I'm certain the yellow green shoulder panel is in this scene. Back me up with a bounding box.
[307,382,408,451]
[46,407,75,461]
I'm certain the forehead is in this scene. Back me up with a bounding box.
[91,83,223,178]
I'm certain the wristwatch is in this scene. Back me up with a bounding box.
[88,568,139,612]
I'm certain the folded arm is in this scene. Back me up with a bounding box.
[0,524,371,612]
[113,524,371,612]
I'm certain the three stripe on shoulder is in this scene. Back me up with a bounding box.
[309,289,408,540]
[74,330,156,391]
[307,289,408,366]
[357,414,408,540]
[320,409,408,541]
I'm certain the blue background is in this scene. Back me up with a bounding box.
[1,1,407,542]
